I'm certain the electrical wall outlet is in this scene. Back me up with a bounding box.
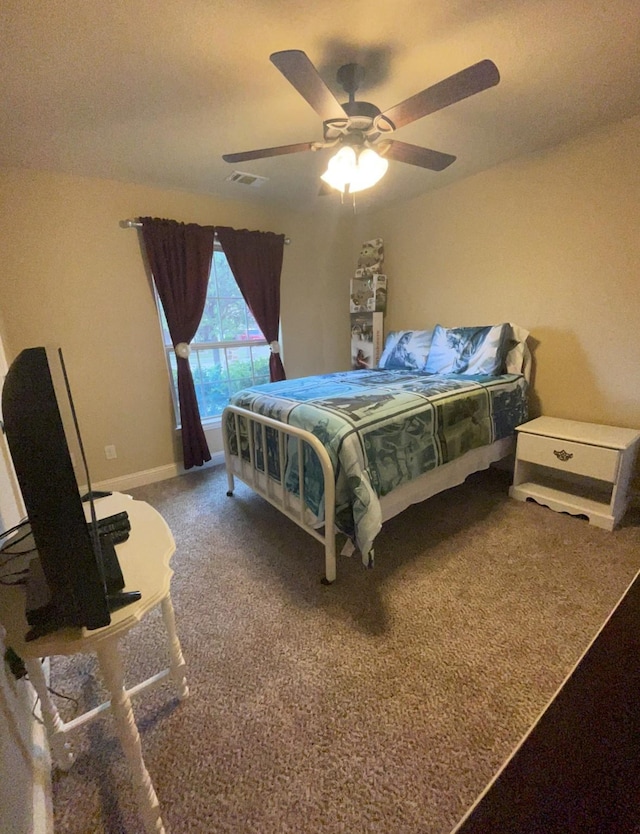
[104,445,117,460]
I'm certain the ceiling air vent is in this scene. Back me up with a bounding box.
[225,171,268,188]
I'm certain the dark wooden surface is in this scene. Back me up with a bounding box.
[452,567,640,833]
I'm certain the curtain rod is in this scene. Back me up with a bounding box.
[119,218,290,244]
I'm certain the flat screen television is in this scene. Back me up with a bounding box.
[1,346,139,641]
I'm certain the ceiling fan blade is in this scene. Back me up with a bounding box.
[380,140,456,171]
[270,50,347,121]
[222,142,315,163]
[381,59,500,130]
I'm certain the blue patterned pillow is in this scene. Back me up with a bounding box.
[424,324,509,375]
[378,329,433,371]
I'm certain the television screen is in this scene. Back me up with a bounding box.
[1,346,137,640]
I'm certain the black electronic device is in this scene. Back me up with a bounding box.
[104,528,130,546]
[81,489,112,501]
[1,346,141,641]
[93,511,131,546]
[94,511,131,535]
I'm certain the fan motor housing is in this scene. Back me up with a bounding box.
[323,100,387,141]
[342,100,380,120]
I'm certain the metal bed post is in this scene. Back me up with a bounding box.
[223,405,337,583]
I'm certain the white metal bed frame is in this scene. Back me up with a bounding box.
[223,407,338,581]
[223,346,532,583]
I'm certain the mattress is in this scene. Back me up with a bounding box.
[227,368,529,562]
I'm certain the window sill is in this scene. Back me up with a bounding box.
[175,416,223,433]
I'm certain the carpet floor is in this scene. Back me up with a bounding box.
[50,464,640,833]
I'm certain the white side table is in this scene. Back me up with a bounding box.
[509,416,640,530]
[0,493,188,834]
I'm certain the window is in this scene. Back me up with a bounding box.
[157,246,271,424]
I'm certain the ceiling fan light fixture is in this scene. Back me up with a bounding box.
[225,52,501,202]
[320,146,388,194]
[349,148,388,194]
[320,146,357,192]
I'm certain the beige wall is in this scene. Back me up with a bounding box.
[355,115,640,431]
[0,169,354,482]
[1,115,639,488]
[358,113,640,428]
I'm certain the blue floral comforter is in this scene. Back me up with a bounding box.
[226,369,528,565]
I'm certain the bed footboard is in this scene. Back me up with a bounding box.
[222,404,338,583]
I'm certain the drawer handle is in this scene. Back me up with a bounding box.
[553,449,573,462]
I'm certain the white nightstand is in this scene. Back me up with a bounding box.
[509,416,640,530]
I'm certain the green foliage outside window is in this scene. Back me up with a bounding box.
[159,249,271,423]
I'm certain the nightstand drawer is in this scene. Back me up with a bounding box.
[516,432,619,481]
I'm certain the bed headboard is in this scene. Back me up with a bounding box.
[521,342,532,383]
[506,323,532,383]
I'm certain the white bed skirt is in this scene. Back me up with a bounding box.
[379,436,515,523]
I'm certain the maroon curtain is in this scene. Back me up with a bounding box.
[215,227,286,382]
[140,217,214,469]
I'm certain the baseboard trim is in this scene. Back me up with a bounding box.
[90,451,225,494]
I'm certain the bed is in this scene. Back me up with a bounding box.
[223,323,531,582]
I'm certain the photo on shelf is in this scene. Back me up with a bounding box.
[351,312,384,369]
[350,274,387,313]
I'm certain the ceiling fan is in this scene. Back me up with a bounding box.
[222,50,500,195]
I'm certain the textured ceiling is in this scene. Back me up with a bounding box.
[2,0,639,213]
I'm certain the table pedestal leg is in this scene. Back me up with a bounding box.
[24,657,75,771]
[161,593,189,700]
[96,638,165,834]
